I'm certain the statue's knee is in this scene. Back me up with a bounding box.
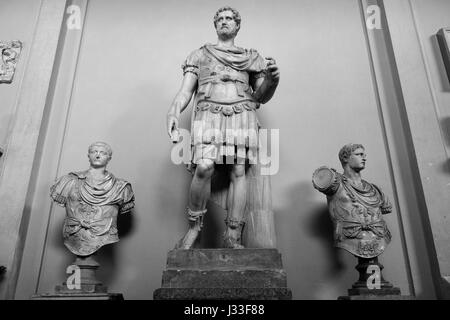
[196,160,214,179]
[231,164,246,178]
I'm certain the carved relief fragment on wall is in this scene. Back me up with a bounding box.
[0,40,22,84]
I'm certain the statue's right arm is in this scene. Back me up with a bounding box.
[167,73,198,143]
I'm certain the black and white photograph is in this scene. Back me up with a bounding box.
[0,0,449,310]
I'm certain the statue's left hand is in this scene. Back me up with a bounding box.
[167,114,180,143]
[265,57,280,84]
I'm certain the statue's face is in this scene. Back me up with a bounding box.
[215,10,239,39]
[347,148,366,171]
[88,145,111,168]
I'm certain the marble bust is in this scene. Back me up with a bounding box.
[50,142,135,256]
[313,143,392,258]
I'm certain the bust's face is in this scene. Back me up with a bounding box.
[215,10,239,39]
[88,145,111,168]
[347,148,366,171]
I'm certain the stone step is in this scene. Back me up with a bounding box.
[31,293,123,300]
[162,269,287,288]
[166,248,283,270]
[153,287,292,300]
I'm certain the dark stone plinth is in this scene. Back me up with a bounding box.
[55,283,108,294]
[166,248,283,270]
[31,293,123,300]
[348,286,401,296]
[154,248,292,300]
[162,269,287,288]
[339,294,414,300]
[154,288,292,300]
[338,256,411,300]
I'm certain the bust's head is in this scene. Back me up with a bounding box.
[87,141,112,168]
[339,143,366,172]
[213,6,241,39]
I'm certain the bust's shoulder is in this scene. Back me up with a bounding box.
[115,176,131,186]
[54,171,83,185]
[109,173,132,190]
[50,172,83,205]
[312,166,342,194]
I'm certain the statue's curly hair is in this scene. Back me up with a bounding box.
[338,143,364,165]
[213,6,241,30]
[88,141,113,158]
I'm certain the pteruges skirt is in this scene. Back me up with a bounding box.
[191,101,260,165]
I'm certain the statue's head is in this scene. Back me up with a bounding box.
[87,141,112,168]
[213,6,241,39]
[338,143,366,171]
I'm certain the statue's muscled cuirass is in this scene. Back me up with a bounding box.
[196,53,255,105]
[183,44,266,163]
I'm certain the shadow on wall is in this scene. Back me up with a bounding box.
[96,209,135,285]
[274,179,349,299]
[296,181,346,276]
[200,202,226,249]
[0,266,6,283]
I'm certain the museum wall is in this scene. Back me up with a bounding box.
[0,1,41,177]
[0,0,43,295]
[10,0,446,299]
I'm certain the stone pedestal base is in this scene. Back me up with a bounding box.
[338,257,413,300]
[31,293,123,300]
[153,248,292,300]
[31,255,123,300]
[338,294,414,300]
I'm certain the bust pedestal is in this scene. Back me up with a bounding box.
[31,255,123,300]
[338,257,413,300]
[153,248,292,300]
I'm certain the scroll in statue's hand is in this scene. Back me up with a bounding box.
[265,57,280,84]
[167,114,180,143]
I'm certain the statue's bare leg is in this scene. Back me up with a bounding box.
[223,163,246,249]
[175,159,214,249]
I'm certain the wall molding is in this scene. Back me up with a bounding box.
[0,0,66,299]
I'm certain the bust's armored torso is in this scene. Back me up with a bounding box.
[51,171,135,256]
[313,167,392,258]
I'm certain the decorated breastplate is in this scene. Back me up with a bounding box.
[329,177,392,258]
[196,55,255,105]
[63,178,118,256]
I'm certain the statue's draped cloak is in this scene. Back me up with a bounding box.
[202,44,267,72]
